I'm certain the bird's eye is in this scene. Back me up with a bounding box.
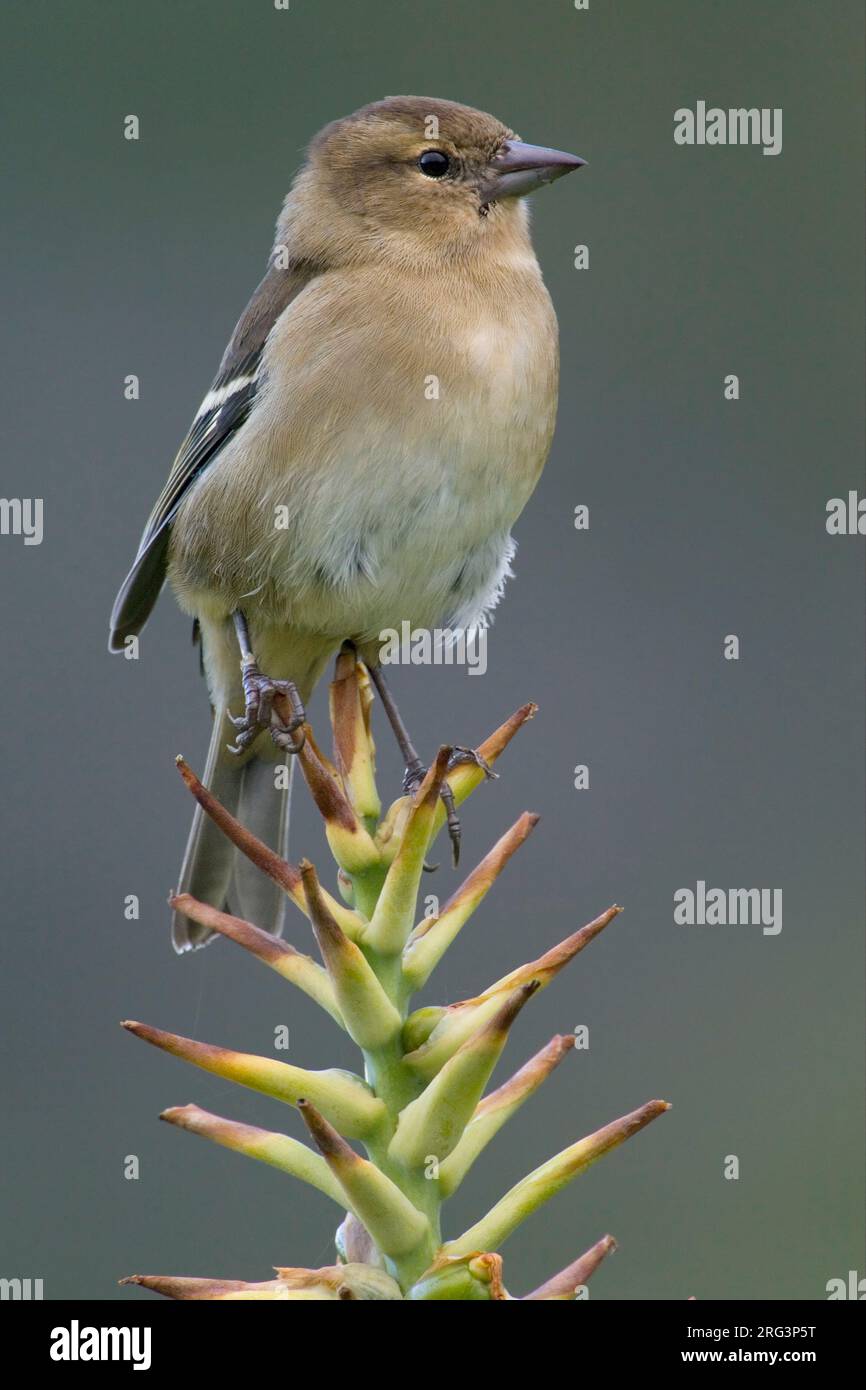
[418,149,451,178]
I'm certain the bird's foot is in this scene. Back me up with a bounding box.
[226,657,306,756]
[448,745,497,782]
[403,746,497,868]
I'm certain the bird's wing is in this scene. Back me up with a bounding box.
[108,257,317,652]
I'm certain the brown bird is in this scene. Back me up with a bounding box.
[109,96,585,950]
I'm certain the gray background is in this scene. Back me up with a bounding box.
[1,0,863,1300]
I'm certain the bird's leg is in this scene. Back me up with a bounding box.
[226,610,306,756]
[366,662,424,790]
[367,663,495,867]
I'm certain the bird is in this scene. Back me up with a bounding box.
[108,95,585,952]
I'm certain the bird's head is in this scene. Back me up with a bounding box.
[279,96,585,269]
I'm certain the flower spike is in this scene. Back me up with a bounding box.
[126,664,669,1300]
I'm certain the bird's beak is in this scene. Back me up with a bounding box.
[484,139,586,201]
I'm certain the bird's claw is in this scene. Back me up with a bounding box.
[448,745,498,782]
[226,661,306,757]
[403,745,494,869]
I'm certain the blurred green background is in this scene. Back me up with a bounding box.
[1,0,863,1300]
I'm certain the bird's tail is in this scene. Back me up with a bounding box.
[171,712,293,952]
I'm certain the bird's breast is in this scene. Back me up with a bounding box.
[170,260,559,640]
